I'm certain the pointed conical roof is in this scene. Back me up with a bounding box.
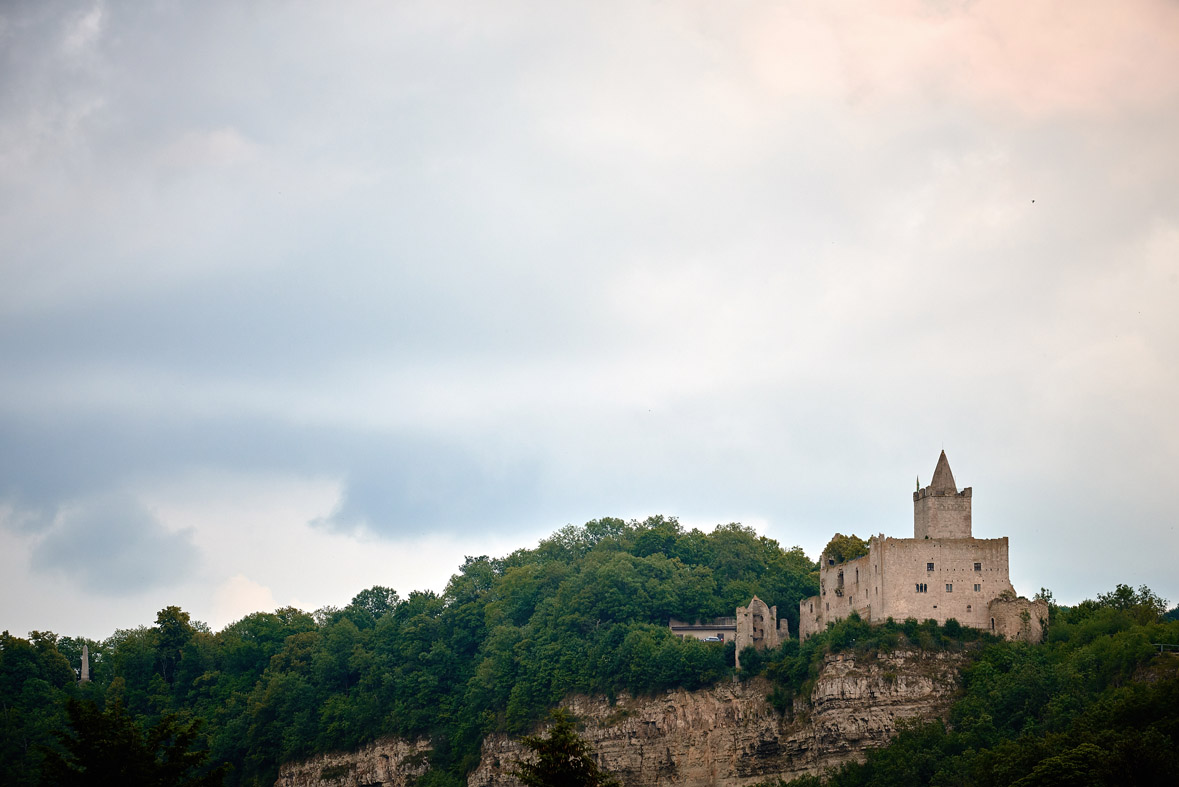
[929,450,957,492]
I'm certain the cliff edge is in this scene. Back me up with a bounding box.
[276,649,969,787]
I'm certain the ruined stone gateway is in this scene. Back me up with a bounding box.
[799,451,1048,642]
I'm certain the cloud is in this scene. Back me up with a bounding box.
[0,0,1177,634]
[61,1,104,55]
[29,494,199,595]
[313,437,546,537]
[211,574,278,630]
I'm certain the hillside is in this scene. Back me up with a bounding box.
[3,518,1177,787]
[1,516,816,786]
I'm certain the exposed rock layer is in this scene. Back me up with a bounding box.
[276,649,969,787]
[274,737,431,787]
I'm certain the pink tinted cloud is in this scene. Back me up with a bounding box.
[745,0,1179,118]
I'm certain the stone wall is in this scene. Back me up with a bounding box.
[913,487,972,539]
[735,596,785,668]
[801,535,1015,639]
[670,618,738,643]
[877,536,1013,630]
[988,595,1050,642]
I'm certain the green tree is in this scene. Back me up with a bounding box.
[154,606,195,685]
[512,709,618,787]
[1095,584,1168,623]
[820,533,869,565]
[346,586,402,627]
[39,697,227,786]
[0,631,73,786]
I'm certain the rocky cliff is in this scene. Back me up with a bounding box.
[274,737,431,787]
[276,649,969,787]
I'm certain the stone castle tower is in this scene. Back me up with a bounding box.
[913,450,972,539]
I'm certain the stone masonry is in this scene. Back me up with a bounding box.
[799,451,1047,642]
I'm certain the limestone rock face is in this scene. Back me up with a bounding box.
[471,649,966,786]
[274,649,968,787]
[274,737,430,787]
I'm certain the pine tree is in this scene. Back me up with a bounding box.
[512,709,619,787]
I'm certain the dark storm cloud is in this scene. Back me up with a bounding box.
[29,494,197,595]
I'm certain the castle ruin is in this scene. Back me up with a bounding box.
[798,451,1047,642]
[669,595,787,669]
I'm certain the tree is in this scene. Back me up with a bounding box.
[821,533,869,565]
[1096,584,1168,623]
[154,606,195,684]
[39,698,227,786]
[512,709,618,787]
[348,586,401,622]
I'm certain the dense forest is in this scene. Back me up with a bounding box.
[0,516,816,786]
[3,516,1177,786]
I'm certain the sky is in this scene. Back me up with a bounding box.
[2,0,1177,641]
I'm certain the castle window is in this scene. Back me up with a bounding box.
[974,562,982,571]
[974,583,981,592]
[916,583,927,593]
[927,562,934,571]
[946,583,953,592]
[991,618,995,631]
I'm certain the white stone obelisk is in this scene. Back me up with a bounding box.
[80,644,90,683]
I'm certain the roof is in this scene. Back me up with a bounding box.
[929,450,957,493]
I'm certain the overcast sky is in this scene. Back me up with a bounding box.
[2,0,1177,641]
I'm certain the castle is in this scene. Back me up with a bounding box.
[670,595,786,669]
[798,451,1047,642]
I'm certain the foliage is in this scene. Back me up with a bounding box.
[820,533,869,565]
[39,697,228,786]
[0,630,77,786]
[511,709,619,787]
[0,516,817,786]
